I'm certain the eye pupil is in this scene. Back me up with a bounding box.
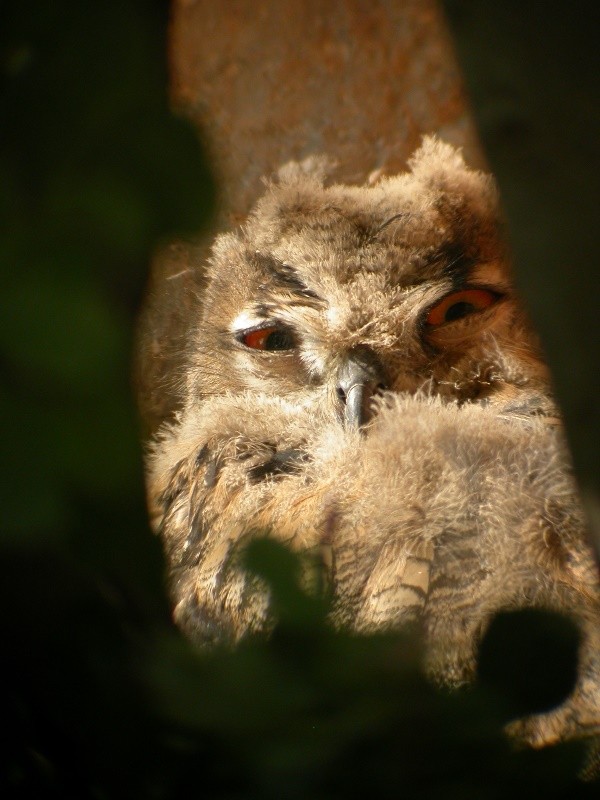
[444,301,475,323]
[264,330,292,350]
[425,287,500,328]
[239,325,295,351]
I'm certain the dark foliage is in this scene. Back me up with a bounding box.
[1,538,596,799]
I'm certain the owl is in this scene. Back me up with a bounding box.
[137,138,600,751]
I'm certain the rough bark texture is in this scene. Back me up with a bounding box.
[168,0,483,223]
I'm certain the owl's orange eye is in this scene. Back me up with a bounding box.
[425,288,499,327]
[239,326,295,351]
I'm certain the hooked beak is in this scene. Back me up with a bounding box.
[336,347,388,429]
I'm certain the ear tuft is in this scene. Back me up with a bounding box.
[406,135,499,218]
[407,134,468,177]
[273,154,337,186]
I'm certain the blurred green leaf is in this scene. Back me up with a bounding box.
[0,0,214,545]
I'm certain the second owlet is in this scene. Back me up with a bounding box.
[141,138,600,750]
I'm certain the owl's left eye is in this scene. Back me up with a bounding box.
[425,288,499,327]
[238,325,295,351]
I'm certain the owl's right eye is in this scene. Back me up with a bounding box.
[238,325,295,351]
[425,288,500,327]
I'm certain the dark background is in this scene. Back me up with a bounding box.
[1,1,598,797]
[444,0,600,548]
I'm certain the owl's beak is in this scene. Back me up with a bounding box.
[336,347,388,429]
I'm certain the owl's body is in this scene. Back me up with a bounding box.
[141,139,600,748]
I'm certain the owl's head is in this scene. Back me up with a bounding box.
[187,137,549,428]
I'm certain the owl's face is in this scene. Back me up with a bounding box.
[187,139,547,427]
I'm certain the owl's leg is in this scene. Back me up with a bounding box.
[422,540,493,687]
[505,614,600,755]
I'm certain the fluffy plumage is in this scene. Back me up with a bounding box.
[139,138,600,750]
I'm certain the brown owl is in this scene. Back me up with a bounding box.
[137,138,600,751]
